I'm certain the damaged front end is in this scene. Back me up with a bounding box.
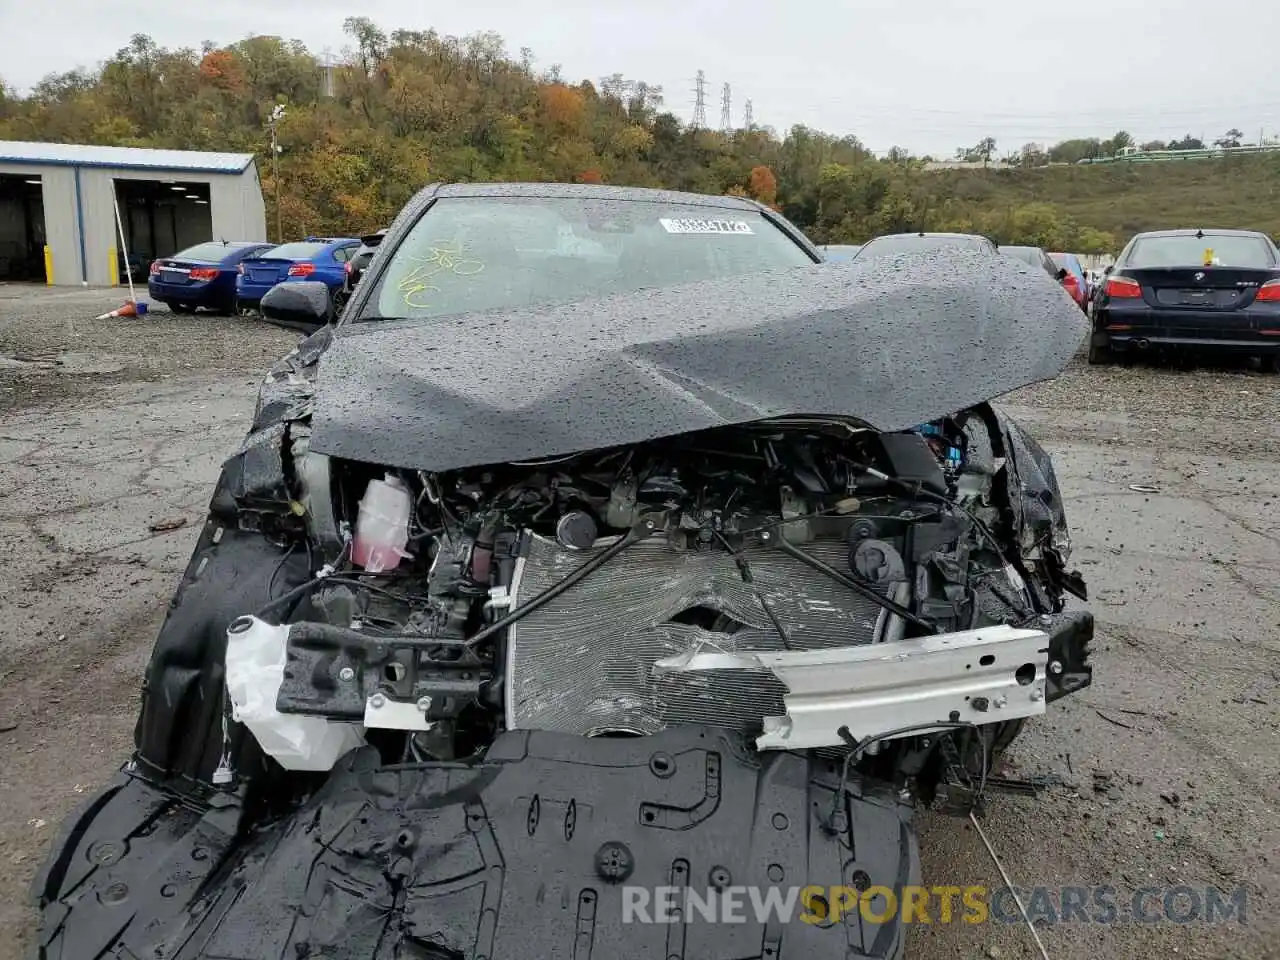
[34,251,1091,960]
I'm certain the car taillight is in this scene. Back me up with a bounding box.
[1255,279,1280,302]
[1104,276,1143,299]
[287,262,315,277]
[189,267,218,281]
[149,261,161,276]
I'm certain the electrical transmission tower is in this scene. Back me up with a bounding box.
[743,99,753,130]
[720,83,732,132]
[692,70,708,129]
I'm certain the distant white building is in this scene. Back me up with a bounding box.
[0,141,266,286]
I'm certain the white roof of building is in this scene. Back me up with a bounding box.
[0,140,255,174]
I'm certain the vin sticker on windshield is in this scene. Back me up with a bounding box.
[659,217,754,235]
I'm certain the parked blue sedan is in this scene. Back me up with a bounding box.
[148,241,273,314]
[235,237,360,309]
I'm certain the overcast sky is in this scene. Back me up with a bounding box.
[3,0,1277,156]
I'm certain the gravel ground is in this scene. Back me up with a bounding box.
[1,285,1277,960]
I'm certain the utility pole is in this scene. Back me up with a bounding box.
[267,104,286,242]
[743,99,753,130]
[692,70,707,129]
[720,83,732,133]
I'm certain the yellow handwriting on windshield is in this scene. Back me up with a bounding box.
[397,239,486,309]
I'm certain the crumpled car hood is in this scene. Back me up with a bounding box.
[310,249,1086,472]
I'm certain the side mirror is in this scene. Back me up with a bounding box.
[1103,264,1114,275]
[1056,267,1069,280]
[260,281,333,333]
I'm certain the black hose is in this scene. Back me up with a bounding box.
[463,528,643,650]
[287,620,471,650]
[772,535,939,633]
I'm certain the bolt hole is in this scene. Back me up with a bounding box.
[979,654,995,666]
[1015,662,1037,686]
[384,662,406,682]
[643,810,655,822]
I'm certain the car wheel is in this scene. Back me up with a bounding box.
[1263,354,1280,374]
[1087,343,1112,365]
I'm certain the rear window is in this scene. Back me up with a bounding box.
[1126,235,1275,269]
[261,242,328,260]
[173,242,253,263]
[1002,247,1043,268]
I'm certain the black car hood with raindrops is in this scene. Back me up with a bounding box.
[309,249,1087,472]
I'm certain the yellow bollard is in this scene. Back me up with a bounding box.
[43,245,53,285]
[108,248,119,287]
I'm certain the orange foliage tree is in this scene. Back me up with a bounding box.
[198,50,245,92]
[539,83,585,132]
[748,165,778,207]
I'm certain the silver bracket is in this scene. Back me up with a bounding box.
[654,624,1049,750]
[363,693,432,731]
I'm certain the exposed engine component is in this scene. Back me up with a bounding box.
[232,413,1083,798]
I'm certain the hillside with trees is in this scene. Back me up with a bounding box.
[3,21,1279,254]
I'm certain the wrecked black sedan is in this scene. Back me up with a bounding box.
[34,184,1092,960]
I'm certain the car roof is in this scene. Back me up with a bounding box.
[428,181,765,212]
[1001,245,1044,253]
[870,232,987,240]
[1131,228,1272,240]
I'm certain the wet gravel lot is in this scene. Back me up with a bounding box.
[2,286,1278,960]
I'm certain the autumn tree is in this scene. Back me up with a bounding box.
[748,165,778,206]
[539,83,585,132]
[198,50,245,92]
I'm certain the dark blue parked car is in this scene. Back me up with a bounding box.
[1089,228,1280,370]
[235,237,360,309]
[148,241,273,314]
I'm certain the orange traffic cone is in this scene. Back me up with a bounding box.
[94,299,148,321]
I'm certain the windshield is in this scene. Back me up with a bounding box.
[173,242,253,263]
[1126,235,1275,269]
[855,234,992,258]
[359,197,814,321]
[260,242,328,261]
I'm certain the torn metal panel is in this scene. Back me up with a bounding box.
[656,624,1050,750]
[505,531,888,736]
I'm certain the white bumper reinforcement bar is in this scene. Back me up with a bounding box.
[654,624,1050,751]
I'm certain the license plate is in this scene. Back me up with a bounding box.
[250,269,277,282]
[161,271,186,283]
